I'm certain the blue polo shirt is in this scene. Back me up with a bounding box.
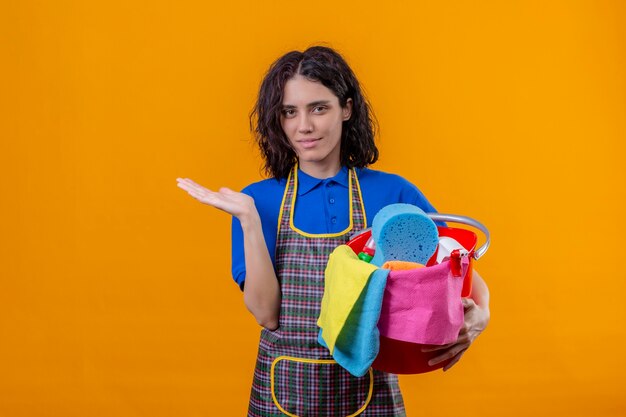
[230,166,444,290]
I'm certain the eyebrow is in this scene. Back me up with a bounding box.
[281,100,332,109]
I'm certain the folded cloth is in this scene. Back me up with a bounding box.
[377,257,469,346]
[318,267,389,377]
[381,260,425,271]
[317,245,379,355]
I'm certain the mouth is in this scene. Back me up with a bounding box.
[297,138,321,149]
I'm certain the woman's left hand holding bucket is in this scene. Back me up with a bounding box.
[421,295,490,372]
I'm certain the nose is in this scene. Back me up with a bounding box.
[297,113,314,134]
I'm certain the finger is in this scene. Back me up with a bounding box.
[462,298,476,311]
[182,180,211,194]
[422,333,471,352]
[181,183,210,198]
[177,180,205,194]
[177,182,197,193]
[428,343,469,366]
[457,322,468,334]
[442,351,465,372]
[421,342,455,353]
[187,188,222,206]
[176,177,211,193]
[449,333,470,345]
[177,177,195,183]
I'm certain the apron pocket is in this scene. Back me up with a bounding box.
[270,356,373,417]
[261,327,282,345]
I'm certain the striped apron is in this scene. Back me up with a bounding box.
[247,165,406,417]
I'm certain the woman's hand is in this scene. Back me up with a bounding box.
[421,297,490,372]
[176,178,256,220]
[177,177,280,328]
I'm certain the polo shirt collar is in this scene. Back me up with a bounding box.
[297,165,349,196]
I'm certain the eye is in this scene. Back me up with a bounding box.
[282,109,296,117]
[313,106,327,113]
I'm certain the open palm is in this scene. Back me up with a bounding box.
[176,177,256,219]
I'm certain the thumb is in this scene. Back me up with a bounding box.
[219,187,236,194]
[462,298,476,310]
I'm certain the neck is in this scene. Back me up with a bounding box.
[298,159,342,179]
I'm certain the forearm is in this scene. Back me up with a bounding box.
[240,213,281,330]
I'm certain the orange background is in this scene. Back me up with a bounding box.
[2,1,625,416]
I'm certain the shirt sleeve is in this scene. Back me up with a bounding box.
[397,177,448,228]
[230,187,252,292]
[230,182,280,292]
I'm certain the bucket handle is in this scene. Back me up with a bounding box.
[427,213,490,260]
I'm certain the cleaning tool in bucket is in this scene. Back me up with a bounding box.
[318,204,442,376]
[370,204,439,267]
[344,209,490,374]
[346,213,489,298]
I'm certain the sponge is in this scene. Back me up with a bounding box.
[370,203,439,267]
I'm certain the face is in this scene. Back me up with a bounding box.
[280,74,352,174]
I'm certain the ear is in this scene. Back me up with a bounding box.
[342,98,353,121]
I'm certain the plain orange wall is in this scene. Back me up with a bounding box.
[1,1,625,416]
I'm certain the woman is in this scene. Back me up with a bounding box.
[177,45,490,416]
